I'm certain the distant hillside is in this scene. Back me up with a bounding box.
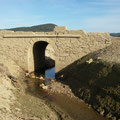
[110,33,120,37]
[7,23,57,32]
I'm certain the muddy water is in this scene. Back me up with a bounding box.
[25,77,107,120]
[47,93,106,120]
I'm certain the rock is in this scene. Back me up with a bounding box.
[31,75,35,79]
[39,83,48,90]
[25,72,30,77]
[60,75,64,78]
[39,76,44,80]
[40,83,44,87]
[100,110,104,116]
[97,57,101,60]
[31,73,36,78]
[51,79,54,82]
[86,58,93,64]
[35,76,39,79]
[42,85,48,90]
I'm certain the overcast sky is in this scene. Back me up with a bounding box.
[0,0,120,32]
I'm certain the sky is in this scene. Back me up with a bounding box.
[0,0,120,32]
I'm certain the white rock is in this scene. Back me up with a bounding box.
[39,76,44,80]
[97,57,101,60]
[35,76,39,79]
[60,75,64,78]
[25,73,29,77]
[30,73,36,78]
[31,75,35,79]
[86,58,93,64]
[39,83,44,87]
[42,86,48,90]
[39,84,48,90]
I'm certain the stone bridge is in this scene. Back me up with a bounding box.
[0,26,111,73]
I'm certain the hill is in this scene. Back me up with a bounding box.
[7,23,57,32]
[110,33,120,37]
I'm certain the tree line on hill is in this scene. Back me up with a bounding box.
[110,33,120,37]
[7,23,57,32]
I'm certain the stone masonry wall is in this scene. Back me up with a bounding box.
[0,27,111,73]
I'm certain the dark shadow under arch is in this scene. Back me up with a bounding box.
[33,41,48,75]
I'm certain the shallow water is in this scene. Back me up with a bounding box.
[47,93,106,120]
[45,67,55,79]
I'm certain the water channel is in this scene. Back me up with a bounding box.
[26,67,107,120]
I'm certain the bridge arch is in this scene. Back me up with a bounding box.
[28,40,55,75]
[33,41,48,74]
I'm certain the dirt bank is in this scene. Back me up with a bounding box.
[56,37,120,120]
[56,57,120,120]
[0,55,59,120]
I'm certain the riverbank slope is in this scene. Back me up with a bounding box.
[56,37,120,120]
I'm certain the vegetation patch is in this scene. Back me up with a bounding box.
[7,23,57,32]
[110,33,120,37]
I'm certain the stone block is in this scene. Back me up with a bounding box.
[54,26,67,32]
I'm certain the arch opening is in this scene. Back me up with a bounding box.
[33,41,55,78]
